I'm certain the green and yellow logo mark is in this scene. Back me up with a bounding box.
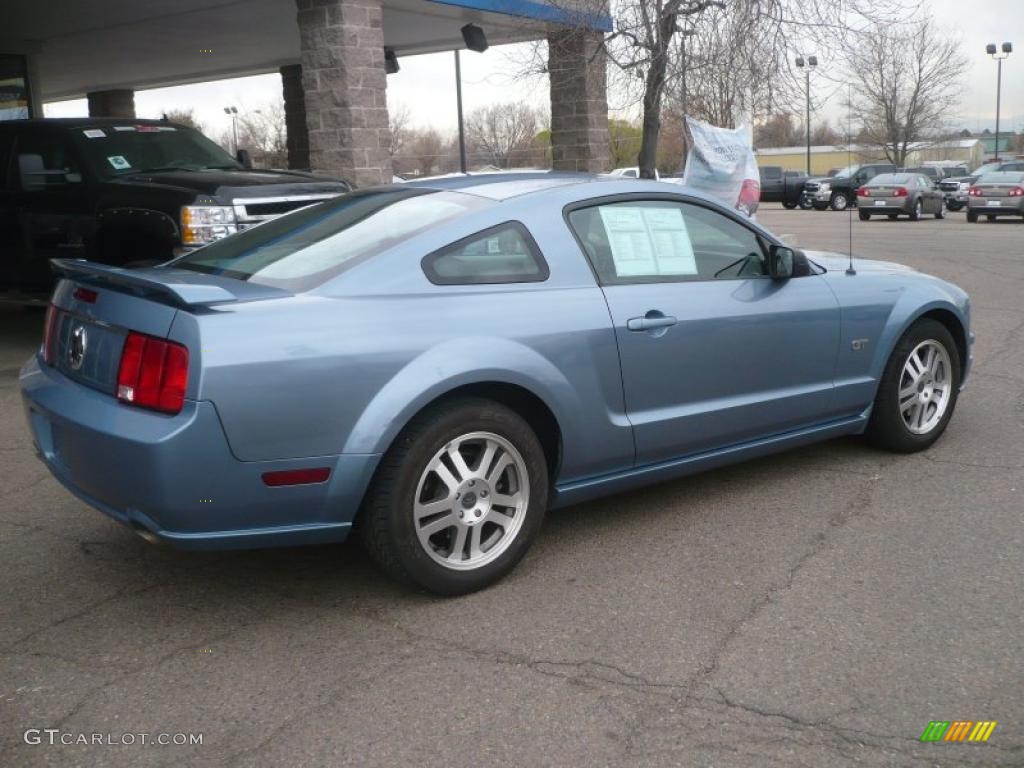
[920,721,997,743]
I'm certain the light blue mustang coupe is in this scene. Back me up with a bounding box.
[21,174,971,594]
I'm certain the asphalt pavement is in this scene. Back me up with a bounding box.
[2,205,1022,767]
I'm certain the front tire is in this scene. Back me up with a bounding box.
[830,192,850,211]
[783,201,798,210]
[359,398,548,595]
[799,197,813,210]
[866,319,961,453]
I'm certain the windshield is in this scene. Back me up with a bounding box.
[70,123,240,177]
[830,164,860,180]
[170,188,492,291]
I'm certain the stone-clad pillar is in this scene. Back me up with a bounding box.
[296,0,393,186]
[86,89,135,119]
[547,28,609,173]
[280,64,310,171]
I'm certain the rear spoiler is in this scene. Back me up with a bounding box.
[50,259,278,308]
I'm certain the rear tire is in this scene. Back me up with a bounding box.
[967,211,978,223]
[935,202,945,220]
[359,398,548,595]
[910,199,922,221]
[782,201,798,210]
[987,215,996,221]
[947,202,962,211]
[866,319,961,453]
[859,210,870,221]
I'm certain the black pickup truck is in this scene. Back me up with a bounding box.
[0,118,350,296]
[801,163,897,211]
[758,166,808,208]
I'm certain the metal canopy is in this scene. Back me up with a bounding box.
[3,0,611,101]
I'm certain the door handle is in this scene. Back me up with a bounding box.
[626,312,678,332]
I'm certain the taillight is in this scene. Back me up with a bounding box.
[1009,187,1024,197]
[969,186,983,197]
[42,304,59,365]
[892,187,908,198]
[116,331,189,415]
[857,186,870,197]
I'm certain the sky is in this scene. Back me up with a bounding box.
[44,0,1024,141]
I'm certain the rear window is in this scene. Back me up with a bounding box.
[868,174,911,185]
[760,167,782,180]
[171,188,491,291]
[978,172,1024,184]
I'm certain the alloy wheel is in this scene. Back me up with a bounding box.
[899,340,952,435]
[413,431,530,570]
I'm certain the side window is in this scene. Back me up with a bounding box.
[762,167,782,180]
[422,221,548,285]
[13,132,81,191]
[568,200,767,284]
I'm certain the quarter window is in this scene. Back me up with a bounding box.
[568,200,768,283]
[422,222,548,285]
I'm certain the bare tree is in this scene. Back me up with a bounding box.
[465,102,540,168]
[162,108,205,133]
[220,100,288,169]
[846,18,968,166]
[388,103,411,158]
[527,0,921,178]
[395,127,447,177]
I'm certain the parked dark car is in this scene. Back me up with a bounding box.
[758,166,807,208]
[802,163,897,211]
[0,118,350,296]
[857,173,946,220]
[967,171,1024,222]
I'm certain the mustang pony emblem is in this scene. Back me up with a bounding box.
[68,324,88,371]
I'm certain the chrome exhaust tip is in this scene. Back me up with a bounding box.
[132,524,162,546]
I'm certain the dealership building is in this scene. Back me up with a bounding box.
[3,0,612,185]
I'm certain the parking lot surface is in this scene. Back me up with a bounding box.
[2,205,1022,767]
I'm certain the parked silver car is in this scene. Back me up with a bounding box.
[967,172,1024,222]
[857,173,946,221]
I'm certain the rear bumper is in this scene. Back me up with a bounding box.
[968,202,1024,215]
[20,354,379,550]
[857,199,912,213]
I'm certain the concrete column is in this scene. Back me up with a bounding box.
[280,64,310,171]
[547,28,609,173]
[295,0,393,186]
[86,89,135,118]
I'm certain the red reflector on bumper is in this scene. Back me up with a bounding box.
[261,468,331,487]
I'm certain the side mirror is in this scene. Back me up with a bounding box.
[768,244,795,280]
[18,154,82,190]
[236,149,252,169]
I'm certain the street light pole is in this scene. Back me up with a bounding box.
[986,42,1012,162]
[795,56,817,175]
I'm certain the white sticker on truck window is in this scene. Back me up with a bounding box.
[599,205,697,277]
[82,129,106,138]
[107,155,131,170]
[113,126,135,131]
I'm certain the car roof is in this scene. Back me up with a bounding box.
[0,117,182,131]
[397,172,743,210]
